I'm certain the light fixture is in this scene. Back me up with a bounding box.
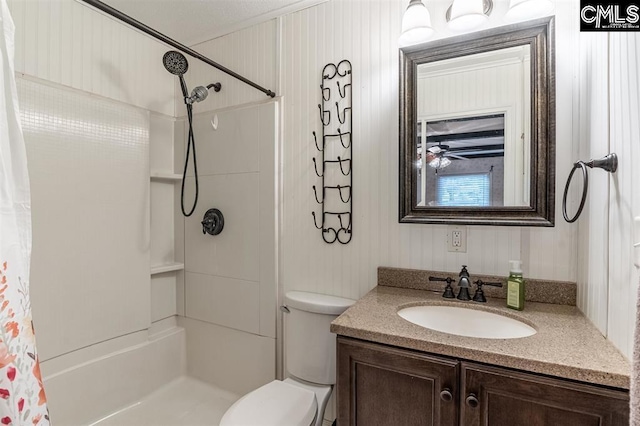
[399,0,434,47]
[504,0,554,22]
[429,156,452,169]
[447,0,493,32]
[427,146,452,169]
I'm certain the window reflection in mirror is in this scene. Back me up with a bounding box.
[415,45,531,208]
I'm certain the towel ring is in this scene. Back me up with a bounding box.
[562,153,618,223]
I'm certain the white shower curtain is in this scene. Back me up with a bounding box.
[0,1,49,424]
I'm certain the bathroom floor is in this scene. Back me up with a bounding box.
[90,377,239,426]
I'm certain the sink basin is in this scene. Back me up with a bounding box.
[397,305,536,339]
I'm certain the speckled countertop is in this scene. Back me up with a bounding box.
[331,285,630,390]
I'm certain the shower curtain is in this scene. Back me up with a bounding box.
[0,0,49,424]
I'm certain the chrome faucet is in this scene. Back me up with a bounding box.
[456,265,472,301]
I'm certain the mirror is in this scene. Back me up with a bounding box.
[400,17,555,226]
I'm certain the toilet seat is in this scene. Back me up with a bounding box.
[219,380,317,426]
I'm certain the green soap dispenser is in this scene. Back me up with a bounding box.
[506,260,525,311]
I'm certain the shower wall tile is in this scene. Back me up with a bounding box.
[185,272,260,334]
[186,106,261,177]
[181,100,278,358]
[6,0,175,116]
[17,76,151,361]
[183,173,260,282]
[151,274,178,322]
[150,113,178,172]
[151,183,177,266]
[180,317,275,396]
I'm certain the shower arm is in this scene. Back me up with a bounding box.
[80,0,276,98]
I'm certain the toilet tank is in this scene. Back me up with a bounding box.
[284,291,355,385]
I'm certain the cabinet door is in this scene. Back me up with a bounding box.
[460,362,629,426]
[337,337,459,426]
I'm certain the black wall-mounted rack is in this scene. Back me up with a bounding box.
[312,60,353,244]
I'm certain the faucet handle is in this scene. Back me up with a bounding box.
[459,265,470,277]
[429,276,455,299]
[472,280,503,303]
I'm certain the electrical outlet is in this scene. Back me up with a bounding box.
[447,225,467,253]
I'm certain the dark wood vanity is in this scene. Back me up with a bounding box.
[337,337,629,426]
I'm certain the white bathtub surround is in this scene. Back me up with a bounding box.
[90,376,238,426]
[0,1,49,421]
[43,318,186,425]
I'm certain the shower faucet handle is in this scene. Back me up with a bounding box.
[201,208,225,236]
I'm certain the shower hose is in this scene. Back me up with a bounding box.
[181,100,198,217]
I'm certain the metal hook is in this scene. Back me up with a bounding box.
[337,185,352,203]
[312,185,323,204]
[336,103,351,124]
[337,213,352,230]
[313,131,323,152]
[336,59,352,77]
[318,104,331,126]
[321,84,330,101]
[312,211,323,229]
[322,227,338,244]
[337,81,351,98]
[336,227,353,244]
[312,157,323,177]
[322,63,338,80]
[337,156,351,176]
[337,129,351,148]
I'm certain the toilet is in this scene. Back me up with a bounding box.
[220,291,355,426]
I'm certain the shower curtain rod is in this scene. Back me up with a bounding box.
[80,0,276,98]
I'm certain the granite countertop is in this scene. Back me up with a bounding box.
[331,285,630,389]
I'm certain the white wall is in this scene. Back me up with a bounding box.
[577,32,640,359]
[7,0,175,116]
[186,20,278,114]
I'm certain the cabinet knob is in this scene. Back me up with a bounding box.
[440,389,453,402]
[466,394,479,408]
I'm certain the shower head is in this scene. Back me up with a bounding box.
[163,51,189,76]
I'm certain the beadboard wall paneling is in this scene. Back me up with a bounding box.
[6,0,175,116]
[183,20,278,115]
[280,0,577,301]
[576,33,610,336]
[607,33,640,359]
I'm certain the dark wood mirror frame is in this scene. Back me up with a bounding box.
[399,17,555,226]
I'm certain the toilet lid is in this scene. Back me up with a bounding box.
[220,380,317,426]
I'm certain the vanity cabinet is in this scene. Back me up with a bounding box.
[460,363,629,426]
[337,337,629,426]
[337,337,458,426]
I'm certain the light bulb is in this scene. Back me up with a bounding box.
[448,0,489,32]
[505,0,554,22]
[399,0,434,47]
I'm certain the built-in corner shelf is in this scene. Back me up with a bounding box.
[150,262,185,275]
[150,171,182,182]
